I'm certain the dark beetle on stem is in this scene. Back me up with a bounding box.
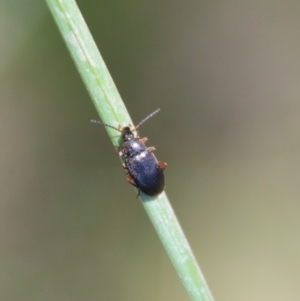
[91,109,167,196]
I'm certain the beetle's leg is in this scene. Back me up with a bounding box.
[139,137,148,144]
[114,144,123,155]
[118,148,124,157]
[148,146,156,152]
[127,174,137,187]
[158,161,167,170]
[126,174,141,198]
[123,163,130,176]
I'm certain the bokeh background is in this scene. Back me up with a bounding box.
[2,0,300,300]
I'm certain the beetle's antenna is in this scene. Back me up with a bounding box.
[134,108,160,131]
[91,120,121,132]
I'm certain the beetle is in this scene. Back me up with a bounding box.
[91,109,167,196]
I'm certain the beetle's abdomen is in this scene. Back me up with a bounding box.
[126,151,165,196]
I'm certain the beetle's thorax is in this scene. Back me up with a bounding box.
[122,138,146,158]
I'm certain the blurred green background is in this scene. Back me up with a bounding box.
[2,0,300,300]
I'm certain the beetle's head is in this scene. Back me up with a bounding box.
[122,126,134,141]
[91,108,160,142]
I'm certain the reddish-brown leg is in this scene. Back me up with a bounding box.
[158,161,167,170]
[139,137,148,144]
[123,163,130,176]
[127,174,137,187]
[127,174,141,197]
[148,146,156,152]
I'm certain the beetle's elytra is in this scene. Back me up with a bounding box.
[92,109,167,196]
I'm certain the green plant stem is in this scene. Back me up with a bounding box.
[46,1,214,300]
